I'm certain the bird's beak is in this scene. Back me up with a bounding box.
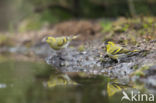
[42,37,48,42]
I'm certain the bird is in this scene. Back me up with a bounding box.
[47,74,78,87]
[44,35,79,50]
[105,41,139,62]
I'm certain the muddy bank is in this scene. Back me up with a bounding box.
[45,40,156,93]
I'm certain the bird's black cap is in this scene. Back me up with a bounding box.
[104,39,113,45]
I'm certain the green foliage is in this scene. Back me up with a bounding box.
[40,9,73,23]
[135,1,151,15]
[2,0,156,32]
[18,14,43,32]
[41,10,60,23]
[19,0,156,22]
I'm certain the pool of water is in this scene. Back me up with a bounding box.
[0,58,155,103]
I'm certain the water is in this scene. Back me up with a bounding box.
[0,57,155,103]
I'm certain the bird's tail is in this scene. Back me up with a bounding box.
[72,35,80,39]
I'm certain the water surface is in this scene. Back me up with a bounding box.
[0,57,154,103]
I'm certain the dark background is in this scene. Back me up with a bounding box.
[0,0,156,31]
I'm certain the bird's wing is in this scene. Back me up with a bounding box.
[111,44,130,54]
[72,35,79,39]
[117,48,130,54]
[109,44,122,55]
[56,37,66,46]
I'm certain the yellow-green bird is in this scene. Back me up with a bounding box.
[44,35,79,50]
[105,41,139,62]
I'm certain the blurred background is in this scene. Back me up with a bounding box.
[0,0,156,32]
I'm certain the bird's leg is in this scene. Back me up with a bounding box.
[56,50,62,57]
[117,58,121,63]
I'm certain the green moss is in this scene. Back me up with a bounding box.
[100,20,113,32]
[131,65,151,77]
[78,45,85,52]
[0,35,14,46]
[0,35,8,44]
[122,24,129,32]
[132,64,139,70]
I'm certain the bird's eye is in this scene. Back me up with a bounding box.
[104,40,110,45]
